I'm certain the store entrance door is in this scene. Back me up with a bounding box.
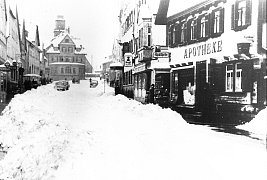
[196,61,207,111]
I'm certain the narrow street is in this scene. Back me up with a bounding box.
[0,80,266,180]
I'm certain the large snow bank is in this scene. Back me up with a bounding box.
[237,108,267,141]
[0,80,266,180]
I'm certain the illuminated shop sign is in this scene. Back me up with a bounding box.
[184,40,222,59]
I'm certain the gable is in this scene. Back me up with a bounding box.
[59,34,75,46]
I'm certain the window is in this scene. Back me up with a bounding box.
[65,39,69,43]
[73,68,76,74]
[214,11,221,34]
[200,17,207,38]
[226,63,243,92]
[226,64,234,92]
[190,20,197,40]
[237,0,246,27]
[61,67,64,74]
[181,22,187,44]
[235,63,242,92]
[232,0,252,31]
[68,47,73,53]
[148,35,151,46]
[172,25,176,45]
[211,8,224,36]
[148,26,151,33]
[65,66,71,74]
[168,25,172,47]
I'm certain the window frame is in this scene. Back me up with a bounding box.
[226,64,234,92]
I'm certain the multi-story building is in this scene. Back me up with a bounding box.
[156,0,266,124]
[6,7,20,85]
[0,0,7,102]
[0,0,7,65]
[45,16,88,81]
[116,0,169,102]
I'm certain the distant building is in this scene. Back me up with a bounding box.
[45,15,91,81]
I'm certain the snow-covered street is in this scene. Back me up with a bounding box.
[0,79,266,180]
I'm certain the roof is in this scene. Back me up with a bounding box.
[155,0,170,25]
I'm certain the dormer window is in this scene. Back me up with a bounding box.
[65,39,69,43]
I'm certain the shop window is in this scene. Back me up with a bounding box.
[235,63,242,92]
[73,68,76,74]
[61,67,64,74]
[226,63,243,92]
[211,8,224,37]
[231,0,252,31]
[226,64,234,92]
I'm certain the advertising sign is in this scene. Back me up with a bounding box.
[124,53,132,67]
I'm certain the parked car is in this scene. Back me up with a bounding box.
[72,78,80,84]
[54,80,70,91]
[90,79,98,88]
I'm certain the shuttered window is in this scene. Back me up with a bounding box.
[211,8,224,37]
[231,0,252,31]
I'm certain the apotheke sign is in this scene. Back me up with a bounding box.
[183,39,222,59]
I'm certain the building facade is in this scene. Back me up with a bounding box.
[116,0,170,103]
[45,16,88,81]
[156,0,266,124]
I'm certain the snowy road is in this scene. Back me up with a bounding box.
[0,80,266,180]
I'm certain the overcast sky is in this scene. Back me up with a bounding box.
[7,0,205,69]
[8,0,120,69]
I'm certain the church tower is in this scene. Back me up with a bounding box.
[53,15,65,37]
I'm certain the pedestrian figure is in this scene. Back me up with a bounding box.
[115,80,120,95]
[149,84,155,104]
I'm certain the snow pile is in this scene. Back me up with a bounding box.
[237,108,267,140]
[0,80,266,180]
